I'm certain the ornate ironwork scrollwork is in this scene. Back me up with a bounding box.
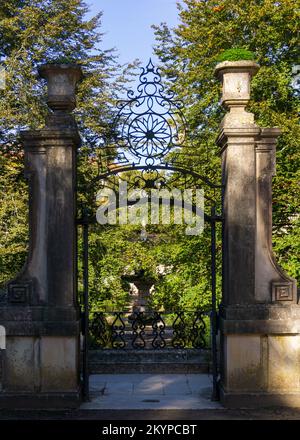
[152,312,166,349]
[89,310,210,350]
[172,312,186,348]
[89,312,108,348]
[190,311,207,349]
[115,59,186,167]
[111,312,126,349]
[131,311,146,349]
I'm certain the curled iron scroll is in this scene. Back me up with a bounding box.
[115,59,186,166]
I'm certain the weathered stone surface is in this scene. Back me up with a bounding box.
[2,337,38,392]
[224,335,263,391]
[40,337,78,391]
[215,60,259,127]
[221,334,300,407]
[268,336,300,391]
[88,349,211,374]
[221,319,300,335]
[0,64,83,408]
[220,389,300,409]
[39,64,83,112]
[215,60,299,407]
[214,60,259,101]
[219,303,300,321]
[218,127,260,306]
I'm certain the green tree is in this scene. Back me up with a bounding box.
[153,0,300,282]
[0,0,134,286]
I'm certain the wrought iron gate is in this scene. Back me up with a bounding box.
[77,59,223,402]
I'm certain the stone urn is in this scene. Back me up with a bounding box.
[122,270,156,314]
[214,60,259,107]
[38,64,83,112]
[214,60,259,126]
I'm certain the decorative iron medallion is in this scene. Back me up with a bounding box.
[115,59,186,166]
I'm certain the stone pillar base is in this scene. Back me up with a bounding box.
[0,334,81,409]
[0,305,81,408]
[220,388,300,409]
[220,305,300,408]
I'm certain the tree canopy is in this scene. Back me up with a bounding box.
[153,0,300,283]
[0,0,298,311]
[0,0,134,285]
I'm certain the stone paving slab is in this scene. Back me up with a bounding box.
[187,373,214,386]
[81,395,221,410]
[83,374,221,410]
[104,381,134,395]
[162,379,192,395]
[133,382,165,395]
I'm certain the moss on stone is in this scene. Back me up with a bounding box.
[216,48,255,62]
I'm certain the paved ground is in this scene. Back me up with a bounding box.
[82,373,221,410]
[1,374,300,419]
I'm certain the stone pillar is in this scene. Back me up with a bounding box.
[0,64,83,408]
[215,60,299,407]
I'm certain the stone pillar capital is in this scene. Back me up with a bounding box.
[217,126,261,151]
[255,127,282,149]
[20,128,81,150]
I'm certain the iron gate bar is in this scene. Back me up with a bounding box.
[82,213,90,402]
[210,205,219,401]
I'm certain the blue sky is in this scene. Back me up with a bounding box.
[85,0,181,66]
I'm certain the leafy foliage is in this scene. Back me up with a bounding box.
[0,0,136,287]
[1,0,298,314]
[153,0,300,284]
[0,151,28,285]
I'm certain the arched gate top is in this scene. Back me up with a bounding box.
[86,59,222,197]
